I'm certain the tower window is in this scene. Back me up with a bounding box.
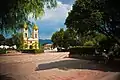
[35,29,37,31]
[25,33,27,38]
[25,28,27,30]
[35,34,37,38]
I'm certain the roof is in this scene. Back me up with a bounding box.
[44,44,53,46]
[24,22,27,28]
[33,24,38,30]
[47,44,53,45]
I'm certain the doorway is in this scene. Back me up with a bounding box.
[29,45,33,49]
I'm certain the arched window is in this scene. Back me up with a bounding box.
[25,28,27,30]
[25,33,27,38]
[35,34,37,38]
[35,29,37,31]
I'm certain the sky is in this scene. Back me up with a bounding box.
[29,0,75,39]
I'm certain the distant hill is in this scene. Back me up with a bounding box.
[39,39,53,45]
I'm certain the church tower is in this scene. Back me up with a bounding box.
[32,24,39,49]
[23,22,28,49]
[22,23,39,49]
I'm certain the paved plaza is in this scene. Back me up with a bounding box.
[0,52,120,80]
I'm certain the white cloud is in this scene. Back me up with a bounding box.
[41,1,72,22]
[28,1,73,39]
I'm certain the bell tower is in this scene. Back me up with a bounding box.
[32,24,39,49]
[33,24,38,39]
[23,22,28,40]
[23,22,28,49]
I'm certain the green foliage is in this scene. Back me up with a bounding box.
[69,46,95,55]
[12,33,23,49]
[98,38,115,51]
[65,0,120,45]
[65,0,120,59]
[5,38,14,46]
[51,28,78,50]
[35,47,44,54]
[64,29,79,46]
[0,0,57,33]
[0,49,7,54]
[0,34,5,45]
[51,28,64,48]
[94,33,107,42]
[0,33,23,48]
[84,41,94,46]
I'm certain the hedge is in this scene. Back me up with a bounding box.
[69,46,95,55]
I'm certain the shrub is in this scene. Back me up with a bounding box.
[69,46,95,55]
[84,41,94,46]
[35,47,44,54]
[0,48,7,54]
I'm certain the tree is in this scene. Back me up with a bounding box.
[0,0,57,32]
[51,28,78,50]
[5,38,14,46]
[51,28,64,48]
[63,29,78,48]
[65,0,120,45]
[12,33,23,49]
[0,34,5,45]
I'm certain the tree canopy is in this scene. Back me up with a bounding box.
[11,33,23,49]
[0,34,5,45]
[51,28,78,50]
[0,0,57,32]
[65,0,120,45]
[51,28,64,48]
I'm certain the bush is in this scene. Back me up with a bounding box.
[84,41,94,46]
[69,46,95,55]
[0,48,7,54]
[35,47,44,54]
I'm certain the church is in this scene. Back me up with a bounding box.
[22,23,39,49]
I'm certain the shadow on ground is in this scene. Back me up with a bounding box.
[0,74,16,80]
[35,59,120,72]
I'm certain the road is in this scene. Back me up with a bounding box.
[0,52,120,80]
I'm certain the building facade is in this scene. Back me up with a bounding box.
[22,23,39,49]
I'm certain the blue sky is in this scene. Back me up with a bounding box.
[29,0,75,39]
